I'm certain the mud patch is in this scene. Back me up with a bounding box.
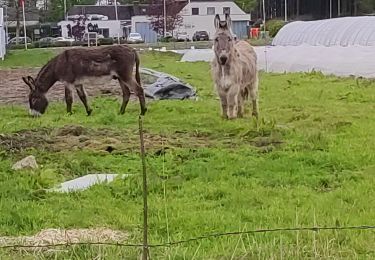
[0,125,284,154]
[0,228,128,251]
[0,68,127,105]
[0,125,214,154]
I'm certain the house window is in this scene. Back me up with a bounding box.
[207,7,215,15]
[192,8,199,15]
[223,7,230,15]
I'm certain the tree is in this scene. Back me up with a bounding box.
[359,0,375,13]
[235,0,258,13]
[146,0,183,36]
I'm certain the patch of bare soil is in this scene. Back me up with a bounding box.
[0,228,128,251]
[0,125,214,154]
[0,68,125,105]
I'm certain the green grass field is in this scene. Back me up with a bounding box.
[1,49,375,259]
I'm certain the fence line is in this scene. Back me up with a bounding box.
[139,115,149,260]
[1,120,374,256]
[1,225,375,250]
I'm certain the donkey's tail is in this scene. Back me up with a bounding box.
[134,50,141,85]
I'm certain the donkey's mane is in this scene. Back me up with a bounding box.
[35,55,59,83]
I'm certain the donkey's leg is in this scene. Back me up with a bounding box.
[249,86,258,118]
[217,88,228,119]
[118,80,131,115]
[227,86,240,119]
[237,94,244,118]
[75,84,92,116]
[126,79,147,116]
[64,85,73,115]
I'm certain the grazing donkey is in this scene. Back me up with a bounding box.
[211,14,258,119]
[22,45,147,117]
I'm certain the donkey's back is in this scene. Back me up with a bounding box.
[55,45,138,83]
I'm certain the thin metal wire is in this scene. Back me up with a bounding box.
[1,225,375,250]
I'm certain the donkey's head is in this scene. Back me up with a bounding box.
[213,14,234,66]
[22,76,48,117]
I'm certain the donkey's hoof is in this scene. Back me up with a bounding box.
[67,112,73,116]
[252,111,259,118]
[140,108,148,116]
[87,109,93,116]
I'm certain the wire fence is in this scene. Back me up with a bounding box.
[1,116,375,258]
[1,225,375,250]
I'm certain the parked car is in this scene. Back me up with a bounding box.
[176,32,190,41]
[127,32,144,44]
[39,37,55,43]
[54,36,75,43]
[36,37,56,47]
[8,36,32,45]
[192,31,209,41]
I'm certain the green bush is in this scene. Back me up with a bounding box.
[8,44,34,50]
[159,37,176,43]
[99,38,114,45]
[266,19,286,37]
[52,41,71,47]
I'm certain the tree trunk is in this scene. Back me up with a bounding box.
[296,0,300,18]
[15,3,20,45]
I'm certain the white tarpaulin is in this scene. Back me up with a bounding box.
[0,8,6,60]
[272,16,375,47]
[181,46,375,78]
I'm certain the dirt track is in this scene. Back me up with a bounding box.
[0,68,125,105]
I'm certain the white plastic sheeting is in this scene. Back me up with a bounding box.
[181,46,375,78]
[272,16,375,47]
[0,8,6,60]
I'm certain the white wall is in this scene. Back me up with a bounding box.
[0,8,5,60]
[178,1,250,39]
[58,20,123,38]
[131,15,149,33]
[131,1,250,40]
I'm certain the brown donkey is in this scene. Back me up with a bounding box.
[211,14,258,119]
[22,45,147,116]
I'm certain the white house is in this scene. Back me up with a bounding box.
[178,0,250,38]
[131,0,250,40]
[0,8,6,60]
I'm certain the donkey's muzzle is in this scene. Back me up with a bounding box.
[220,56,228,65]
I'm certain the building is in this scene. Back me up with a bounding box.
[59,0,249,43]
[132,0,250,41]
[58,4,149,40]
[177,0,250,39]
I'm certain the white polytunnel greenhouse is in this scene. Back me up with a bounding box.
[272,16,375,47]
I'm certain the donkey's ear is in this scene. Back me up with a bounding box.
[22,76,35,91]
[27,76,36,86]
[214,14,221,29]
[225,14,232,30]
